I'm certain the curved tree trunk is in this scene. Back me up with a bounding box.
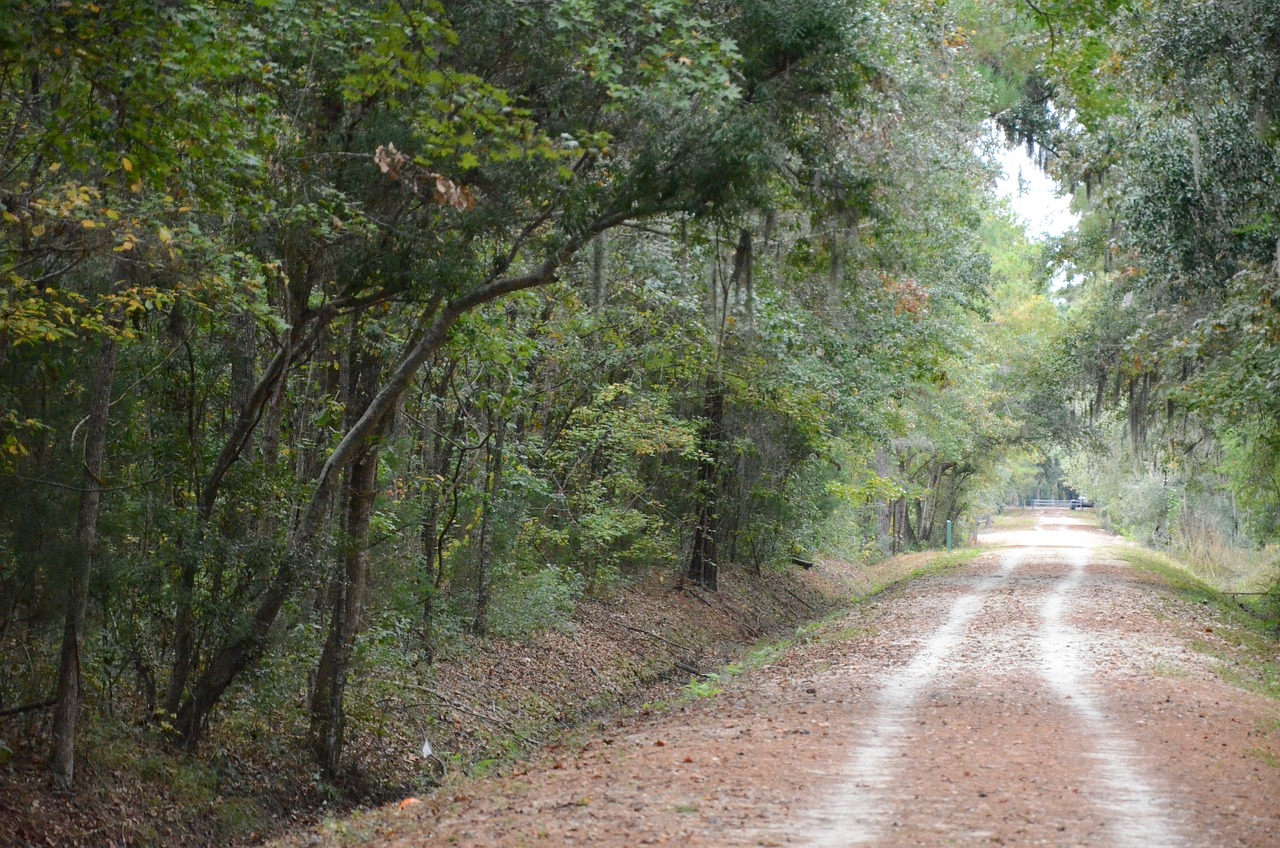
[309,337,386,777]
[171,211,629,751]
[309,433,382,777]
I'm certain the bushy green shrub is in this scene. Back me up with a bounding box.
[487,565,584,640]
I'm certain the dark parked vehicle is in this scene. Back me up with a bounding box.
[1069,497,1094,509]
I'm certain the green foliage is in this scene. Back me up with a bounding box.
[680,674,724,700]
[1220,426,1280,543]
[1118,545,1280,666]
[974,0,1277,639]
[531,380,697,588]
[550,0,744,108]
[487,565,584,640]
[1062,436,1175,546]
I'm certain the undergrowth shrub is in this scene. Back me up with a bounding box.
[343,612,441,791]
[487,565,584,640]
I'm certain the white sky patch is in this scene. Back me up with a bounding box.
[995,143,1080,241]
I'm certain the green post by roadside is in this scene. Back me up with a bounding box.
[946,519,953,551]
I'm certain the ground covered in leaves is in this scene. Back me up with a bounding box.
[273,513,1280,848]
[1,547,929,847]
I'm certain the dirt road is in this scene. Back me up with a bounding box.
[335,514,1280,847]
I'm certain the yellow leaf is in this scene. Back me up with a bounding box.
[81,219,96,229]
[130,180,142,194]
[31,224,45,236]
[2,211,18,224]
[48,162,61,173]
[158,226,173,243]
[104,209,120,220]
[122,157,133,173]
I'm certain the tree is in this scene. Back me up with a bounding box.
[0,0,1043,801]
[992,0,1280,572]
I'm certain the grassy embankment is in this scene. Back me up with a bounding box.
[1113,545,1280,702]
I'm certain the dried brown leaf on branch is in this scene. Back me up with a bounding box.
[375,143,474,210]
[422,173,476,211]
[375,143,408,180]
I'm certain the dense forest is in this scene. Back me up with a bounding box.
[0,0,1276,842]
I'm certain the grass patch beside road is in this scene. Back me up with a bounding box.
[854,546,986,602]
[1116,546,1280,701]
[1116,546,1278,625]
[989,510,1039,531]
[1115,546,1223,601]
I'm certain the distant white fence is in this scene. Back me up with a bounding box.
[1031,498,1074,508]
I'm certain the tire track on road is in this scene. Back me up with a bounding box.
[1038,546,1185,847]
[809,534,1187,847]
[807,549,1027,845]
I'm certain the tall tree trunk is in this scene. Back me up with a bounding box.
[414,361,460,660]
[229,310,256,420]
[419,375,462,660]
[827,229,845,310]
[591,234,607,314]
[686,378,724,590]
[471,411,505,635]
[732,228,754,331]
[257,350,292,469]
[162,544,197,719]
[50,331,119,790]
[417,399,442,663]
[687,228,751,590]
